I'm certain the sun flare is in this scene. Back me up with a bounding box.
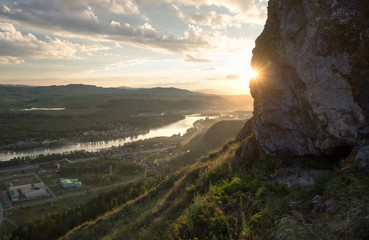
[232,65,260,93]
[250,69,259,79]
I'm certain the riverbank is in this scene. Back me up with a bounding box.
[0,114,208,162]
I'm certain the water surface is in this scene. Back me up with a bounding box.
[0,114,207,161]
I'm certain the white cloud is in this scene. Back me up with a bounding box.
[0,56,24,64]
[83,6,99,22]
[111,0,140,15]
[183,24,208,44]
[178,0,267,25]
[111,20,121,27]
[170,4,185,19]
[0,22,107,63]
[188,11,237,29]
[0,0,262,60]
[2,5,10,13]
[184,53,211,62]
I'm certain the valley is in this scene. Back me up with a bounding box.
[0,89,251,238]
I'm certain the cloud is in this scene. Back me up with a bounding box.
[111,0,140,15]
[188,11,235,29]
[206,74,241,80]
[0,0,262,60]
[0,56,24,64]
[201,67,215,71]
[170,4,185,19]
[0,1,216,53]
[1,5,10,13]
[110,20,121,27]
[178,0,267,25]
[225,74,241,80]
[0,22,107,63]
[58,0,142,16]
[184,53,211,63]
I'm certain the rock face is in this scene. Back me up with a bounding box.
[246,0,369,159]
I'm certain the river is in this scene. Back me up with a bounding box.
[0,114,208,162]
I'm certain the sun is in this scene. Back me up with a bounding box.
[233,65,260,92]
[250,69,259,79]
[225,51,260,93]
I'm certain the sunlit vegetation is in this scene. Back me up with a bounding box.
[57,156,143,186]
[49,139,369,240]
[164,119,245,173]
[2,180,157,240]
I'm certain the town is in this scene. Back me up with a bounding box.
[0,112,250,234]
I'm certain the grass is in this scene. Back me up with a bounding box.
[6,190,103,226]
[276,173,369,239]
[61,143,239,240]
[3,171,143,231]
[0,220,17,236]
[4,117,367,239]
[4,134,368,240]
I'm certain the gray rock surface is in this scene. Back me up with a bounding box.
[271,167,333,190]
[247,0,369,159]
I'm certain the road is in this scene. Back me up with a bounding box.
[0,164,40,173]
[34,173,57,198]
[0,146,176,175]
[0,195,3,226]
[181,125,204,145]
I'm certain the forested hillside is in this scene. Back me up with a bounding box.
[0,84,252,148]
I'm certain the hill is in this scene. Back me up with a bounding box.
[2,0,368,239]
[52,125,369,239]
[51,0,369,239]
[0,84,253,148]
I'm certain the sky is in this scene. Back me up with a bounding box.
[0,0,267,94]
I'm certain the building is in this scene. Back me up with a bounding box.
[24,188,46,199]
[33,183,46,189]
[8,183,47,201]
[9,189,19,202]
[9,184,33,194]
[25,183,46,199]
[60,178,82,189]
[39,163,60,174]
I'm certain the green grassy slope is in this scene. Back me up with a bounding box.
[60,140,369,239]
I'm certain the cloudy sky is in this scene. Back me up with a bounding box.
[0,0,267,94]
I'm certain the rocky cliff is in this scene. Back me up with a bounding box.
[239,0,369,162]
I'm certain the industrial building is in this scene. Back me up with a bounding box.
[9,189,19,202]
[8,183,46,201]
[60,178,82,189]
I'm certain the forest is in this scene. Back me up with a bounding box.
[1,180,157,240]
[0,84,252,148]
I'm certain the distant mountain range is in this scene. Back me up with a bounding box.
[0,84,253,110]
[0,84,197,97]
